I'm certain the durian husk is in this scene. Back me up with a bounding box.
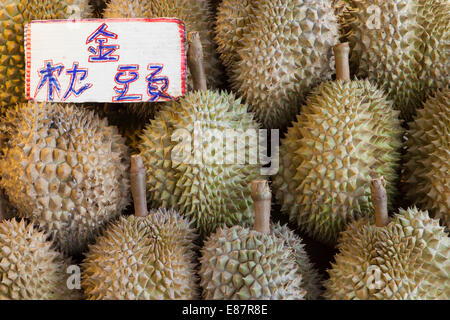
[81,208,199,300]
[404,88,449,227]
[229,0,339,128]
[138,90,262,235]
[0,102,130,256]
[214,0,253,78]
[345,0,449,121]
[272,222,322,300]
[324,207,450,300]
[274,79,402,244]
[199,225,306,300]
[0,0,92,108]
[0,219,81,300]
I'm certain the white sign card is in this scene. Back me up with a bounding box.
[25,18,187,103]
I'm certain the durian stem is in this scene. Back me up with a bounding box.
[187,32,207,91]
[371,177,389,227]
[251,180,271,234]
[334,42,351,81]
[130,155,147,217]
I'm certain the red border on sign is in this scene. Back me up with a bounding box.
[25,18,187,101]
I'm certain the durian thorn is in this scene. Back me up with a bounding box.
[187,32,207,92]
[251,180,271,234]
[370,177,389,228]
[334,42,351,81]
[130,155,147,217]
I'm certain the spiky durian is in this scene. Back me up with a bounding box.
[404,88,449,227]
[325,208,450,299]
[345,0,449,120]
[199,225,306,299]
[82,155,199,300]
[0,219,80,300]
[138,90,261,235]
[324,179,450,300]
[199,180,308,300]
[214,0,252,78]
[271,222,322,300]
[0,0,92,108]
[104,0,222,92]
[0,102,130,256]
[82,208,199,300]
[273,43,402,244]
[228,0,339,128]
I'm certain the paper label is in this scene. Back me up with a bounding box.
[25,18,186,103]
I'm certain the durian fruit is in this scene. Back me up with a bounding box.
[0,218,80,300]
[82,155,199,300]
[138,33,261,235]
[104,0,222,91]
[271,222,322,300]
[273,43,402,244]
[404,88,449,227]
[214,0,252,78]
[199,180,307,300]
[227,0,339,128]
[345,0,449,120]
[324,177,450,300]
[0,102,130,256]
[0,0,92,107]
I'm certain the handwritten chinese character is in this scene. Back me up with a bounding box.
[35,60,64,101]
[63,62,92,100]
[86,23,119,62]
[113,65,142,102]
[146,64,172,102]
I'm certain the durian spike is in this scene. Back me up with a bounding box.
[130,155,147,217]
[187,32,207,92]
[333,42,351,81]
[370,177,389,227]
[251,180,271,234]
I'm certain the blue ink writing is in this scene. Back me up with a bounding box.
[86,23,119,62]
[63,62,93,100]
[113,65,142,102]
[146,64,172,102]
[35,60,64,101]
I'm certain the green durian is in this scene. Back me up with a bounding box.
[404,88,449,227]
[214,0,252,78]
[0,102,130,256]
[345,0,449,120]
[200,225,306,300]
[138,90,261,235]
[0,218,80,300]
[82,155,199,300]
[225,0,339,128]
[82,208,199,299]
[324,178,450,300]
[271,222,322,300]
[0,0,92,108]
[199,180,306,300]
[273,44,402,244]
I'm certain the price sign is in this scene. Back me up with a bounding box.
[25,18,186,103]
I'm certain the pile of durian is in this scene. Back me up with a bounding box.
[0,0,447,300]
